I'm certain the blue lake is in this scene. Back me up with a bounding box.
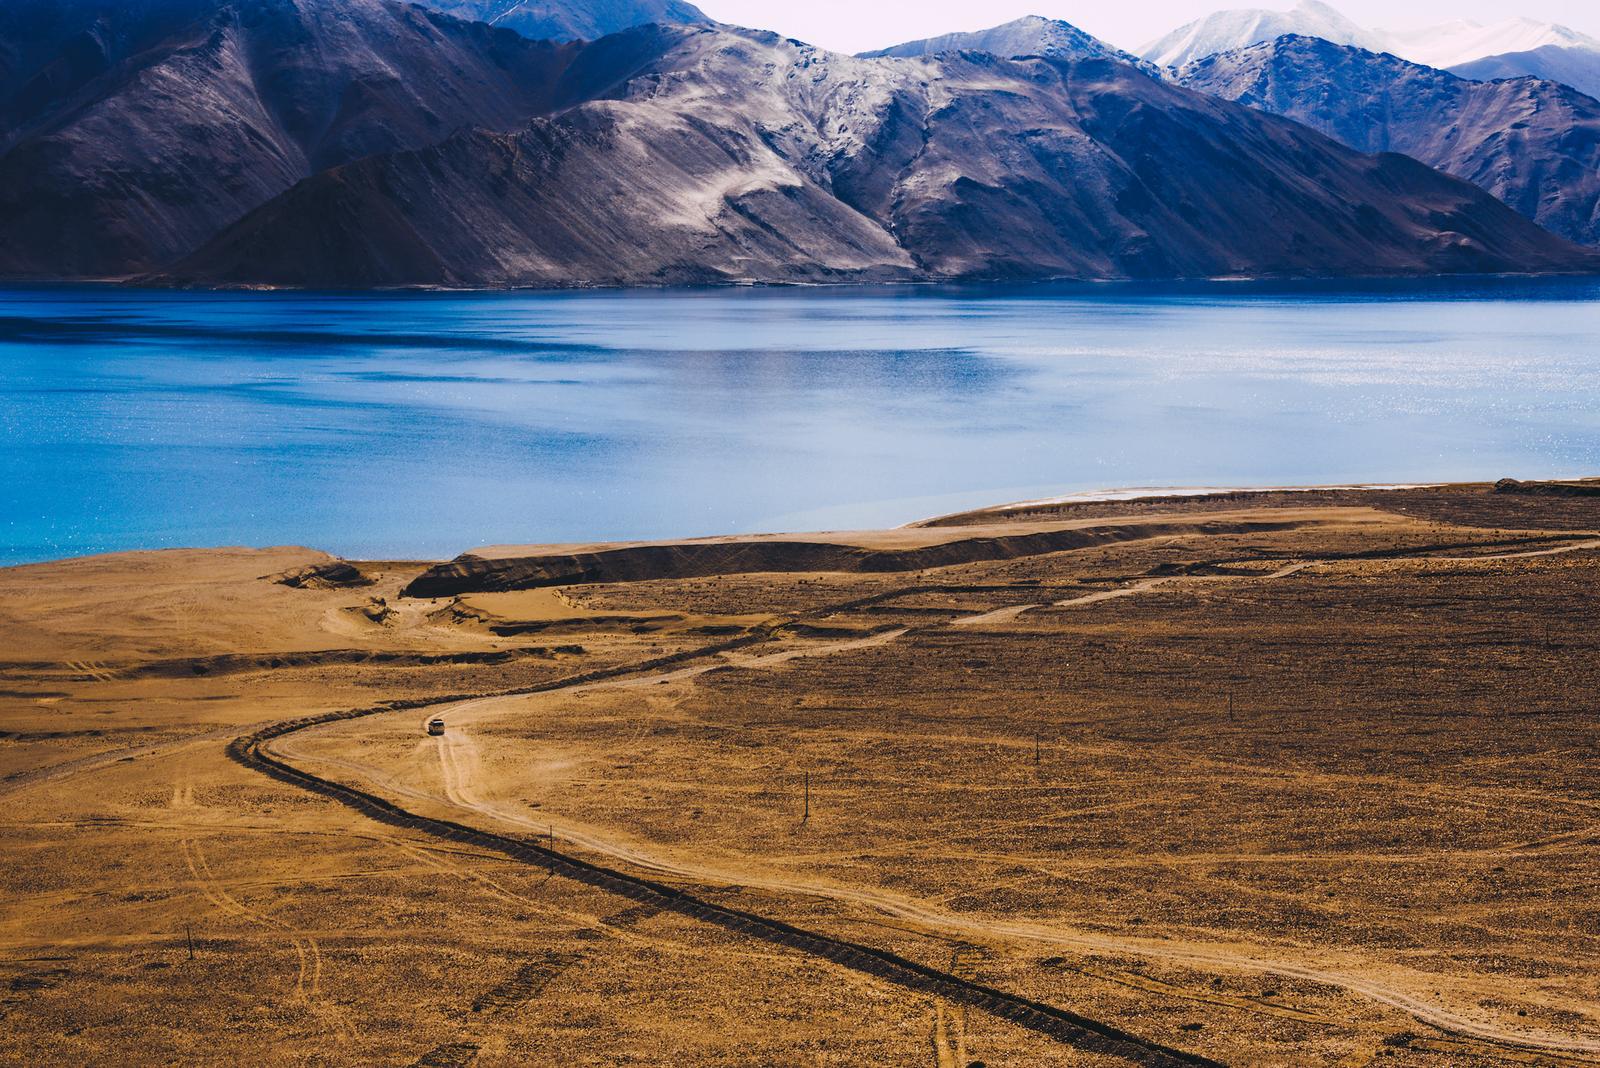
[2,279,1598,565]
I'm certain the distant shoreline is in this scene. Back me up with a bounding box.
[7,477,1596,574]
[6,271,1600,296]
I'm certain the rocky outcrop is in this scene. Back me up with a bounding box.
[271,560,375,589]
[1178,35,1600,245]
[1494,478,1600,497]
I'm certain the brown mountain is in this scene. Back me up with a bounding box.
[166,24,1596,288]
[0,0,585,277]
[1178,34,1600,246]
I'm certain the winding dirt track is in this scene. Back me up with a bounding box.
[235,650,1219,1065]
[386,632,1600,1057]
[234,536,1600,1064]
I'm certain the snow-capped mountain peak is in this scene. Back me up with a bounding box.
[1382,17,1600,71]
[1143,2,1600,74]
[1139,0,1384,69]
[860,15,1160,77]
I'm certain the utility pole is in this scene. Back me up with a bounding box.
[1034,733,1041,766]
[803,772,810,824]
[186,922,195,961]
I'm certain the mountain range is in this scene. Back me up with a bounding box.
[1179,35,1600,247]
[166,21,1595,287]
[856,11,1600,250]
[1140,0,1600,84]
[0,0,1597,287]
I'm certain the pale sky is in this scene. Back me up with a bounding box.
[694,1,1600,55]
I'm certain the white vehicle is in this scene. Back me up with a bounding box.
[427,718,446,737]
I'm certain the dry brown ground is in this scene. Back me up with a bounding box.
[1,484,1598,1067]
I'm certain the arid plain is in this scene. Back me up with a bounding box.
[2,483,1598,1067]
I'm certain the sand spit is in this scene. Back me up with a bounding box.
[400,511,1365,597]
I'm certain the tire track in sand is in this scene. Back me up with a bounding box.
[178,837,354,1041]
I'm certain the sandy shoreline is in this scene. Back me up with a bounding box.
[5,477,1599,572]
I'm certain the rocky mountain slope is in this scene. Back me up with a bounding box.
[1179,35,1600,246]
[0,0,588,277]
[1,0,220,125]
[164,24,1595,288]
[414,0,707,43]
[861,15,1160,77]
[1454,45,1600,104]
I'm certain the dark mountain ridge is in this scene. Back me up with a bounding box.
[1179,34,1600,246]
[0,0,588,277]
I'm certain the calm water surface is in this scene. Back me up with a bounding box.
[3,279,1598,565]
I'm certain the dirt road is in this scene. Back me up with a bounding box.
[247,537,1600,1062]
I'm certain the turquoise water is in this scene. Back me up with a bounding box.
[3,279,1598,565]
